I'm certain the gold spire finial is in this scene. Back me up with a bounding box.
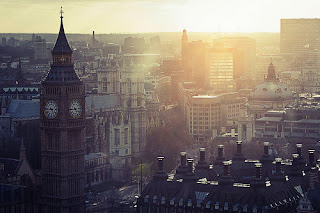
[60,6,64,19]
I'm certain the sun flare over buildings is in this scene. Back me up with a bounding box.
[1,0,320,212]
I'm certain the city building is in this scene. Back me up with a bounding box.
[178,82,245,143]
[181,29,210,87]
[34,41,53,61]
[187,41,209,87]
[238,63,295,142]
[84,152,111,188]
[280,19,320,55]
[207,47,244,93]
[255,106,320,140]
[247,62,295,119]
[39,11,85,212]
[138,142,316,212]
[214,37,256,79]
[1,37,7,46]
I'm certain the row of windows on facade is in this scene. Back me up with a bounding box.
[190,116,221,120]
[209,75,234,78]
[191,130,214,135]
[102,83,144,94]
[86,169,108,184]
[191,126,218,130]
[85,157,108,168]
[191,107,220,111]
[112,149,129,155]
[113,128,129,146]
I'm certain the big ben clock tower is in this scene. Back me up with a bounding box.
[40,8,85,213]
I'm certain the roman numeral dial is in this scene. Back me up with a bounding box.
[69,100,82,118]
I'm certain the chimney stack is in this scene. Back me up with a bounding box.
[176,152,188,175]
[154,157,168,180]
[296,143,302,157]
[218,145,224,158]
[263,142,269,155]
[215,145,225,165]
[181,152,187,167]
[255,163,262,179]
[237,141,242,154]
[200,148,206,162]
[275,158,282,174]
[187,159,194,174]
[308,149,315,167]
[158,156,164,171]
[292,154,299,168]
[223,161,230,176]
[233,141,245,161]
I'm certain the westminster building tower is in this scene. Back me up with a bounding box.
[40,8,85,213]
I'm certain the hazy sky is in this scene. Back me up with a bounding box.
[2,0,320,33]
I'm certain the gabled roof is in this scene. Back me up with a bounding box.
[0,158,20,177]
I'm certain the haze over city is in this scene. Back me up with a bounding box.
[2,0,320,33]
[2,1,320,212]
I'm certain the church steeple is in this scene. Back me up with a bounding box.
[20,138,26,161]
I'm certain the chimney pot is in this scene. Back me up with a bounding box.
[255,163,262,178]
[308,149,315,165]
[263,142,269,155]
[223,161,231,176]
[187,158,194,174]
[296,144,302,156]
[236,141,242,153]
[180,152,187,166]
[158,156,164,171]
[218,145,224,158]
[199,148,206,162]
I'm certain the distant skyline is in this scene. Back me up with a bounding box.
[2,0,320,33]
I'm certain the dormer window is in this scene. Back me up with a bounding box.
[215,202,219,210]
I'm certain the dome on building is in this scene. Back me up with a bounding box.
[250,63,294,101]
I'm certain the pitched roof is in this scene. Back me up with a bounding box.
[7,99,40,118]
[51,17,72,55]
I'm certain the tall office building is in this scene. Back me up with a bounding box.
[181,29,210,86]
[280,19,320,55]
[187,41,209,87]
[207,48,244,93]
[214,37,256,79]
[40,10,85,213]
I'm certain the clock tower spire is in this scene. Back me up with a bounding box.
[40,9,85,213]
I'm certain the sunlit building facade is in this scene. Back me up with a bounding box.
[207,48,243,93]
[214,37,256,79]
[280,19,320,55]
[178,82,245,142]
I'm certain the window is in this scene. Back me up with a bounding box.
[114,129,120,146]
[115,150,119,155]
[124,128,128,144]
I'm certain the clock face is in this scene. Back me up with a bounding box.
[44,101,58,119]
[69,100,82,118]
